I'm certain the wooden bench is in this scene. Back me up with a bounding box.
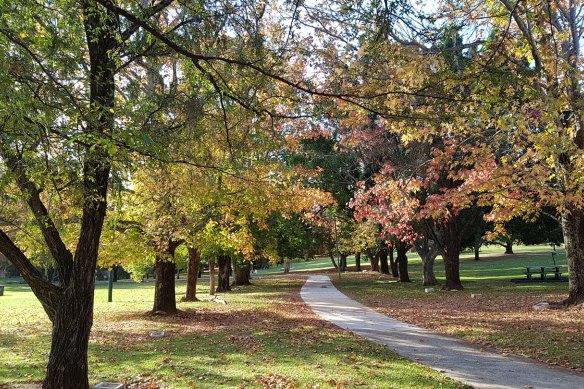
[524,266,563,280]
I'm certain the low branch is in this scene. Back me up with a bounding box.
[0,229,61,321]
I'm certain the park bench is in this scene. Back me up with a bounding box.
[524,265,563,280]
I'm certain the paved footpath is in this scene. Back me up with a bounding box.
[301,275,584,389]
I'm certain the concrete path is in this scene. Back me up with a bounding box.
[301,275,584,389]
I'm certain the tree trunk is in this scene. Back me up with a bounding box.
[562,211,584,305]
[339,254,347,272]
[183,247,200,302]
[474,245,480,261]
[422,256,439,286]
[234,262,252,285]
[47,267,57,283]
[504,241,514,255]
[0,0,116,377]
[112,265,119,282]
[43,3,116,386]
[216,255,231,292]
[176,268,180,279]
[379,246,390,275]
[43,286,94,388]
[443,220,464,290]
[152,256,177,314]
[396,242,410,282]
[328,250,338,269]
[209,259,216,295]
[389,246,398,277]
[414,240,440,286]
[355,252,361,271]
[366,248,379,272]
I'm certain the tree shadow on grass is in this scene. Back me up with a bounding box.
[86,309,463,389]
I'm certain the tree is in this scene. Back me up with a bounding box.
[232,256,252,286]
[489,214,564,255]
[347,119,444,286]
[0,1,119,386]
[184,247,202,301]
[0,1,338,385]
[288,135,363,269]
[129,165,190,314]
[460,210,490,261]
[414,0,584,303]
[351,221,383,272]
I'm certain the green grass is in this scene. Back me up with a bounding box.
[1,244,571,386]
[257,244,564,277]
[331,244,570,303]
[330,245,584,371]
[0,277,466,388]
[256,257,344,274]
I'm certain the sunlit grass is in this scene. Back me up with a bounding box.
[257,244,565,277]
[331,245,584,371]
[0,277,467,388]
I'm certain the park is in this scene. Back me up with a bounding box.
[2,246,583,388]
[0,0,583,388]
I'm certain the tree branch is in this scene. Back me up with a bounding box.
[0,141,74,284]
[93,0,464,109]
[0,229,61,321]
[498,0,543,71]
[119,0,175,42]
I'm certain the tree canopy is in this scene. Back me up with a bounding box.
[1,1,583,387]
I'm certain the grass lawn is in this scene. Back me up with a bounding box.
[331,245,584,372]
[257,244,563,275]
[0,277,467,388]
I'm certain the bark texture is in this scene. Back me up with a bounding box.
[44,286,95,388]
[216,255,231,292]
[339,254,348,272]
[379,246,390,275]
[474,245,480,261]
[422,258,438,285]
[414,239,440,286]
[43,3,115,386]
[366,248,379,272]
[112,265,119,282]
[151,239,181,313]
[442,219,464,290]
[153,256,177,313]
[355,252,361,272]
[562,211,584,305]
[183,247,201,302]
[209,259,216,295]
[389,246,398,277]
[0,231,61,319]
[396,242,410,283]
[234,262,252,285]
